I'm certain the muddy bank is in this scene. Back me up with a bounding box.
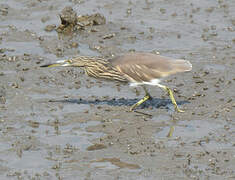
[0,0,235,179]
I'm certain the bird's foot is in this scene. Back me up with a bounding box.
[129,95,150,112]
[175,106,185,113]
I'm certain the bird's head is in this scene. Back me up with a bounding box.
[40,57,87,68]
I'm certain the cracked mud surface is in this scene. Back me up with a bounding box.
[0,0,234,179]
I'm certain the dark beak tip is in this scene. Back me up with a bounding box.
[40,64,50,67]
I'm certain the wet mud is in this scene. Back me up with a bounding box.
[0,0,235,179]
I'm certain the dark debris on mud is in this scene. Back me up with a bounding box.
[56,6,106,34]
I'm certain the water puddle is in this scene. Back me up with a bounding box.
[7,151,53,170]
[155,120,231,150]
[156,120,220,139]
[38,121,104,151]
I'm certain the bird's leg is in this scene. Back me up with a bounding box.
[157,84,184,113]
[167,126,175,137]
[143,86,152,99]
[130,86,151,111]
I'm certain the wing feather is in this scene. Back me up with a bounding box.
[111,52,192,82]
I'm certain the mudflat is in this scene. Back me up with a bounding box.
[0,0,234,179]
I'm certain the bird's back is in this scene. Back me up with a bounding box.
[110,52,192,83]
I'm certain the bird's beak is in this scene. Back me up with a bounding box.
[40,60,71,67]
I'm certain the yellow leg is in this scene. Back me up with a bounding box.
[158,84,184,113]
[130,86,151,111]
[167,126,175,137]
